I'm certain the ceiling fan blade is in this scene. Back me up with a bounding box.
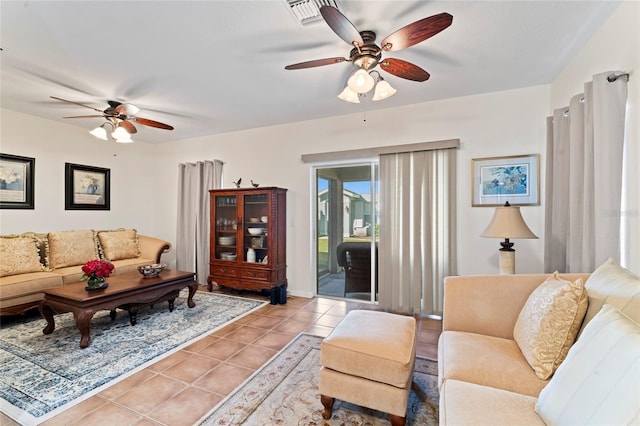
[119,120,137,134]
[381,12,453,52]
[115,103,140,115]
[132,117,174,130]
[50,96,104,113]
[320,5,363,47]
[285,57,348,70]
[62,115,105,119]
[380,58,431,82]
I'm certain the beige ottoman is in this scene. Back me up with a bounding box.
[319,310,417,426]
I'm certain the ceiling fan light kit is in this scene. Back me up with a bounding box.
[285,6,452,103]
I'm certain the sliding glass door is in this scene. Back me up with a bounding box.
[315,162,378,302]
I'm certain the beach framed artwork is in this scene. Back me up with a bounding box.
[0,153,35,209]
[65,163,110,210]
[472,154,540,206]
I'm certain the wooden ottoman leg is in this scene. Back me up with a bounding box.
[320,394,335,419]
[389,413,406,426]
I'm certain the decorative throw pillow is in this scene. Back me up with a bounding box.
[22,232,50,271]
[579,257,640,336]
[513,271,588,380]
[535,305,640,425]
[97,229,140,261]
[48,230,99,269]
[0,235,45,277]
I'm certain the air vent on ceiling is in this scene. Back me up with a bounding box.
[284,0,340,27]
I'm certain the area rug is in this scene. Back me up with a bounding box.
[197,333,439,425]
[0,291,266,425]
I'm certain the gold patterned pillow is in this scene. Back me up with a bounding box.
[97,229,140,261]
[513,272,588,379]
[48,230,99,269]
[0,235,45,277]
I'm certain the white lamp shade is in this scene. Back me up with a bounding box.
[347,69,375,94]
[115,135,133,143]
[89,125,108,140]
[337,86,360,103]
[111,126,131,139]
[480,205,538,239]
[372,80,396,101]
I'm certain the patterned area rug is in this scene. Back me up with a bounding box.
[0,291,265,425]
[197,333,439,425]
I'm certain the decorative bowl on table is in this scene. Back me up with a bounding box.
[248,228,264,235]
[137,263,166,278]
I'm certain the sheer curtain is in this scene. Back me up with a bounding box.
[176,160,223,285]
[545,71,628,272]
[378,148,457,317]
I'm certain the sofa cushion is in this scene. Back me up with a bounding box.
[0,235,45,277]
[580,257,640,335]
[535,305,640,425]
[48,230,99,269]
[438,331,548,397]
[440,379,544,426]
[96,229,140,261]
[0,271,63,300]
[513,272,588,380]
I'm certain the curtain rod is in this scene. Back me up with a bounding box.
[607,72,630,82]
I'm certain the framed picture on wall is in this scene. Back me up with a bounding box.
[65,163,110,210]
[0,153,35,209]
[472,154,540,206]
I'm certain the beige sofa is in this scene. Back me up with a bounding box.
[438,258,640,425]
[0,229,171,315]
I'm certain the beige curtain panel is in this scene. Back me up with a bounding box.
[378,148,457,317]
[176,160,223,285]
[545,71,628,272]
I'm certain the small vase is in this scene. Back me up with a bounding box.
[86,276,108,291]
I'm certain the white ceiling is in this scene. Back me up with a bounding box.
[0,1,620,144]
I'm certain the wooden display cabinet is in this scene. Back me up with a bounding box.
[207,187,287,304]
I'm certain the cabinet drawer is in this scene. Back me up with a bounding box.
[240,269,270,281]
[210,276,239,288]
[210,265,237,277]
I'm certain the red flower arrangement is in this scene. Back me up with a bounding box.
[81,259,115,283]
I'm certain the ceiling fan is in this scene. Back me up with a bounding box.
[50,96,174,142]
[285,6,453,102]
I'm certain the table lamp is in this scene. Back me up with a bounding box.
[480,201,538,274]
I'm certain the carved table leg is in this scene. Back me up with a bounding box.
[186,284,197,308]
[320,395,334,420]
[388,414,406,426]
[128,308,139,326]
[73,310,96,348]
[109,309,117,320]
[168,297,176,312]
[39,302,56,335]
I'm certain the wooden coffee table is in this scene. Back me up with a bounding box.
[38,269,197,348]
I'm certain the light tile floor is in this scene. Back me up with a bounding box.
[0,290,442,426]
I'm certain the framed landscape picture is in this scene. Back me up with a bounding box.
[65,163,110,210]
[472,154,540,206]
[0,153,35,209]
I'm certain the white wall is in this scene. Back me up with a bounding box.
[0,110,157,235]
[152,84,551,297]
[549,0,639,273]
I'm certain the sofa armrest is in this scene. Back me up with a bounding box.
[138,235,171,263]
[442,273,590,339]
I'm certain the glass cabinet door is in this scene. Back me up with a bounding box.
[214,195,238,261]
[243,193,268,264]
